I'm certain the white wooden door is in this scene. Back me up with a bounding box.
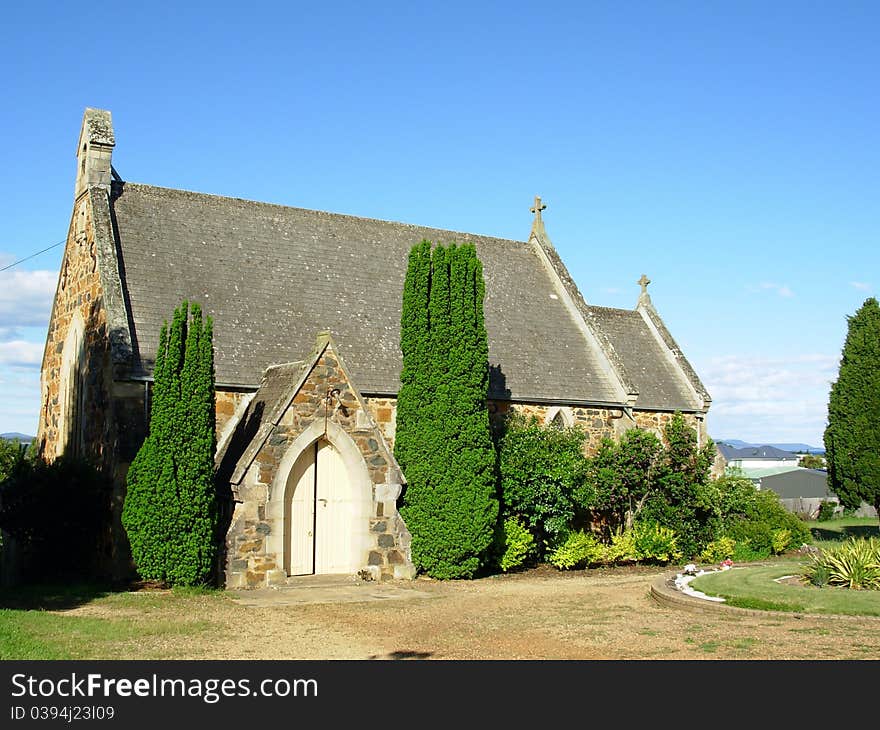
[314,439,353,573]
[287,439,354,576]
[287,443,317,576]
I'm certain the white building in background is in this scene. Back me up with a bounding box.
[717,444,801,471]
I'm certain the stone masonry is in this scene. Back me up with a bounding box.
[349,396,708,458]
[225,338,414,588]
[37,194,112,466]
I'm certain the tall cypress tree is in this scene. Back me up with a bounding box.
[397,242,498,579]
[394,240,432,494]
[824,297,880,517]
[122,300,219,586]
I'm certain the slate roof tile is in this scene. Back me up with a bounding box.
[587,305,701,411]
[111,183,621,403]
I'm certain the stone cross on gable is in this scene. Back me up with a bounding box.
[530,195,547,218]
[638,274,651,295]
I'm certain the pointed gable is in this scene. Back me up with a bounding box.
[587,306,702,411]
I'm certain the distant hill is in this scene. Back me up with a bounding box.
[770,443,825,455]
[714,438,825,455]
[1,432,34,444]
[715,439,752,449]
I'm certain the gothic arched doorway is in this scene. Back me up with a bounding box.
[283,438,364,575]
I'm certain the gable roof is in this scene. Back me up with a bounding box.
[725,445,800,460]
[587,306,702,411]
[103,180,706,412]
[214,360,307,484]
[752,468,831,499]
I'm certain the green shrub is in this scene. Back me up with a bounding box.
[817,500,836,522]
[0,456,112,580]
[699,536,737,563]
[715,473,760,519]
[713,475,812,550]
[805,562,831,587]
[802,537,880,590]
[0,439,29,483]
[602,527,638,564]
[582,429,662,536]
[548,531,603,570]
[639,414,719,558]
[497,412,588,554]
[495,517,536,572]
[632,521,682,564]
[771,528,792,555]
[752,490,812,546]
[727,520,773,558]
[730,539,768,563]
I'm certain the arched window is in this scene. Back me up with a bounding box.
[57,312,86,458]
[544,407,574,430]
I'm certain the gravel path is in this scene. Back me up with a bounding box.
[62,565,880,660]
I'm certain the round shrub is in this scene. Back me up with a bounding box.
[699,536,737,564]
[727,520,773,559]
[632,521,682,564]
[497,412,588,554]
[548,530,603,570]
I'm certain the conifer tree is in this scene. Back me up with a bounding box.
[122,300,218,586]
[396,242,498,579]
[824,297,880,517]
[394,240,432,495]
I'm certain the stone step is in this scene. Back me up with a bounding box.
[281,573,365,589]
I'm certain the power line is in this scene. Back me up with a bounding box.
[0,240,65,273]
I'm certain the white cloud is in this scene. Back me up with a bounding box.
[850,281,871,291]
[0,367,40,435]
[0,340,44,368]
[0,269,56,328]
[698,353,838,446]
[748,282,795,298]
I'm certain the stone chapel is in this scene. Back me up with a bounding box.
[37,108,712,587]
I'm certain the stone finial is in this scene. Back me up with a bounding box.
[75,108,115,198]
[637,274,652,308]
[530,195,547,238]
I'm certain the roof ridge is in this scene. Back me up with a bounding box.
[117,181,528,247]
[636,300,711,409]
[526,229,638,403]
[588,304,640,315]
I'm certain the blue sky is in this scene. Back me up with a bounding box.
[1,1,877,446]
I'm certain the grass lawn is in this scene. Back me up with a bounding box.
[805,516,879,551]
[689,517,880,616]
[689,562,880,617]
[0,582,225,660]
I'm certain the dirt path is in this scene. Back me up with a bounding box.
[65,565,880,660]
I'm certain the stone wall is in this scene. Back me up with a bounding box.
[363,397,626,456]
[215,389,253,441]
[225,345,414,588]
[362,397,711,459]
[363,396,396,449]
[37,193,114,472]
[490,401,624,455]
[632,409,706,442]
